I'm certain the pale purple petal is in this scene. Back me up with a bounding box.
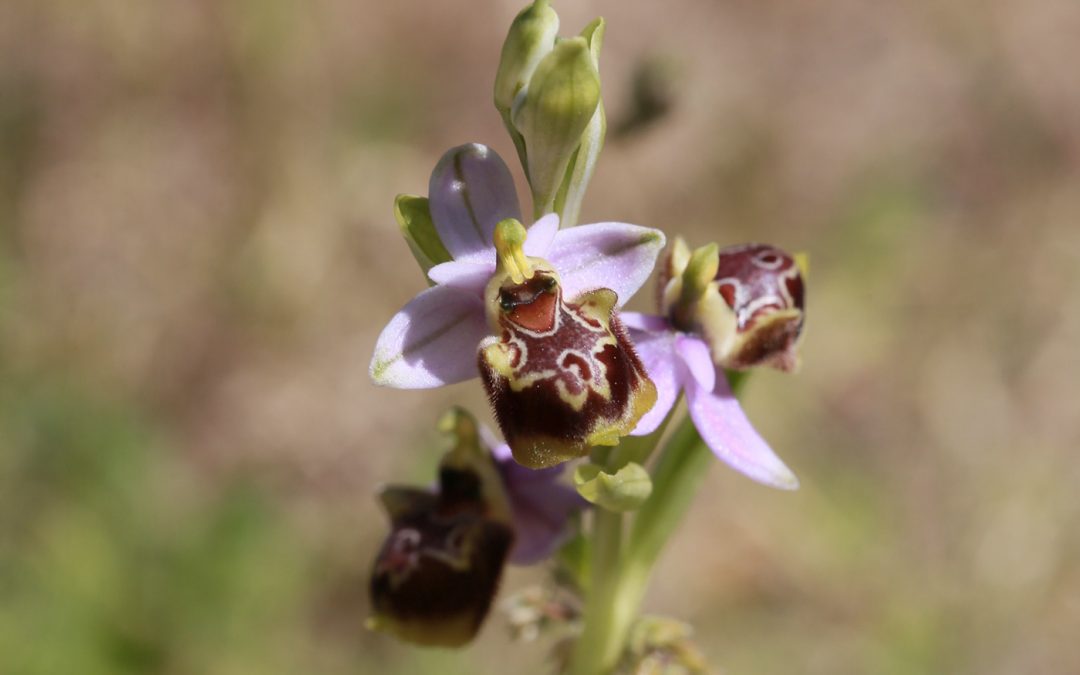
[545,223,666,306]
[628,327,682,436]
[427,260,495,296]
[620,312,671,332]
[428,143,522,261]
[493,442,586,565]
[370,285,490,388]
[523,213,560,257]
[683,365,799,490]
[674,335,715,392]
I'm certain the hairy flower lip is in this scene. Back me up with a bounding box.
[622,311,799,491]
[479,282,657,469]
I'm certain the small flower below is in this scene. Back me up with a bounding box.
[368,408,586,647]
[368,409,515,647]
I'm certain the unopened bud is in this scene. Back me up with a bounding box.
[511,37,601,217]
[494,0,559,116]
[552,18,607,228]
[573,460,652,512]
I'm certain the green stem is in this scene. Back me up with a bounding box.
[567,423,666,675]
[569,417,709,675]
[566,373,750,674]
[568,507,623,675]
[626,415,713,571]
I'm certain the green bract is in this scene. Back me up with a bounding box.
[393,194,452,278]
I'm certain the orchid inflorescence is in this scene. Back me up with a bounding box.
[366,2,807,672]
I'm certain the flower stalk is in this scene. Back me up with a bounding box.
[566,373,749,675]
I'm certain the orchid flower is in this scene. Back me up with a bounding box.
[369,143,664,468]
[369,409,516,647]
[622,239,807,490]
[368,409,584,646]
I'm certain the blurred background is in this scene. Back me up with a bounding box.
[2,0,1079,673]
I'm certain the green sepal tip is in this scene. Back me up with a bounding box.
[393,194,452,279]
[680,242,719,304]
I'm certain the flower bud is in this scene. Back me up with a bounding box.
[368,408,514,647]
[627,616,709,673]
[494,0,559,117]
[552,18,607,228]
[479,264,656,469]
[573,460,652,512]
[511,36,601,217]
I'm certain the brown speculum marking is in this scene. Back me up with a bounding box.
[479,272,657,469]
[499,274,558,333]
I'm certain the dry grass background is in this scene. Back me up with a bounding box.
[2,0,1079,673]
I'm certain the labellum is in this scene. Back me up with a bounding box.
[709,243,805,372]
[478,223,656,468]
[368,410,514,647]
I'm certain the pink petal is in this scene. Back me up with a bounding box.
[428,144,522,261]
[628,326,682,436]
[370,285,491,388]
[674,335,715,392]
[494,448,586,565]
[683,366,799,490]
[545,223,666,306]
[619,312,672,332]
[427,260,495,296]
[523,213,560,257]
[505,475,584,565]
